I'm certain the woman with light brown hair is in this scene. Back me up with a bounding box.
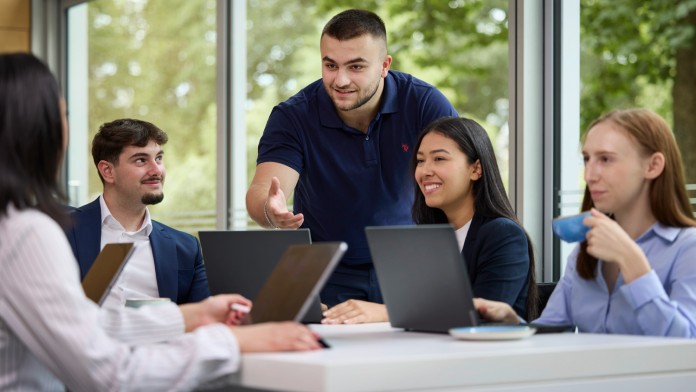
[475,108,696,337]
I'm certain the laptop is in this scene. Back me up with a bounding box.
[243,242,346,324]
[81,242,135,306]
[365,225,574,333]
[198,229,323,323]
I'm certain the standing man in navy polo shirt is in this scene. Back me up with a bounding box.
[246,9,458,321]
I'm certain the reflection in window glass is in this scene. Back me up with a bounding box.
[67,0,217,235]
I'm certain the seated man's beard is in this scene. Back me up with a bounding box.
[142,192,164,205]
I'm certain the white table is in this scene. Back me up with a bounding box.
[233,323,696,392]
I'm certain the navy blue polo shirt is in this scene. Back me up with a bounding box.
[257,70,457,267]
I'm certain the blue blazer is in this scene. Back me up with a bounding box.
[462,213,531,319]
[65,198,210,304]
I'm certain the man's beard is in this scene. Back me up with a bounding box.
[142,192,164,205]
[334,78,380,111]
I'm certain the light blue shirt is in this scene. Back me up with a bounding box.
[536,223,696,337]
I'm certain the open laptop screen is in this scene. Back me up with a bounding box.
[81,242,135,306]
[365,225,479,333]
[198,229,326,323]
[366,225,575,334]
[245,242,346,324]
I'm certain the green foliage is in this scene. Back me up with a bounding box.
[246,0,322,103]
[579,0,696,133]
[87,0,218,225]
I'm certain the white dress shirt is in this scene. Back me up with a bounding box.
[0,205,240,391]
[99,195,160,311]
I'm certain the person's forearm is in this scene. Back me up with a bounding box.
[246,183,271,227]
[179,303,202,333]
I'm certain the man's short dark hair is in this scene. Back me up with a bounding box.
[92,118,168,182]
[321,9,387,45]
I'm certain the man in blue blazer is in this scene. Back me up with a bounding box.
[65,119,210,306]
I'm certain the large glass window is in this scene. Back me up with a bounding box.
[66,0,218,235]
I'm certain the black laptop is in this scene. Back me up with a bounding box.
[199,229,324,323]
[365,225,574,333]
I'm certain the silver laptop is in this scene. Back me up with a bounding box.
[199,229,324,323]
[243,242,346,324]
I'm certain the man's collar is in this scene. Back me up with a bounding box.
[99,194,153,236]
[379,71,399,114]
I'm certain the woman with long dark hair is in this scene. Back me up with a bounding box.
[476,108,696,336]
[0,53,321,391]
[411,117,538,320]
[322,117,538,323]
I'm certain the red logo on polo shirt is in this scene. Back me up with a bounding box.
[402,144,409,152]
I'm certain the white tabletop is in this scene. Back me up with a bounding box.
[238,323,696,392]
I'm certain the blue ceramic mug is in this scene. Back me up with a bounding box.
[552,211,591,243]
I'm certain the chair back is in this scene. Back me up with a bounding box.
[537,282,557,315]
